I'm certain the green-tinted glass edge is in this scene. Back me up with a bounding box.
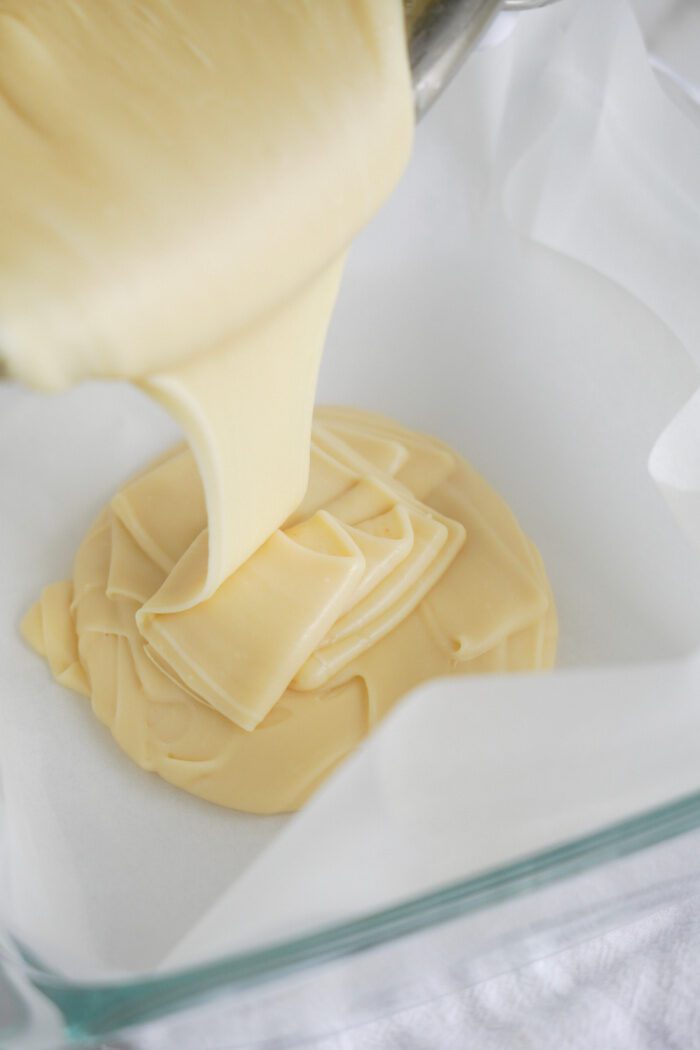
[4,786,700,1044]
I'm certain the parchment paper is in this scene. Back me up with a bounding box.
[2,0,700,980]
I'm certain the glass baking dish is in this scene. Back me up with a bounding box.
[4,801,700,1050]
[3,2,700,1046]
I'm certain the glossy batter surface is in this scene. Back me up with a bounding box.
[23,409,557,813]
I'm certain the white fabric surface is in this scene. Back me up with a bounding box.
[307,2,700,1048]
[310,895,700,1050]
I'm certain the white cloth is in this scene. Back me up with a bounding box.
[311,895,700,1049]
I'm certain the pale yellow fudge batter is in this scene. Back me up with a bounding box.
[22,408,556,813]
[4,1,558,813]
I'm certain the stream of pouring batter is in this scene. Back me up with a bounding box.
[3,0,557,813]
[0,0,413,598]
